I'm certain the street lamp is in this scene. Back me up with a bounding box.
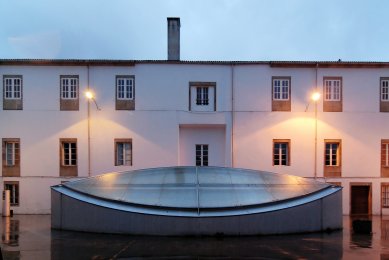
[311,92,320,102]
[85,91,101,110]
[85,90,101,177]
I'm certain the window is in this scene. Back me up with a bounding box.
[189,82,216,112]
[381,79,389,101]
[196,87,209,105]
[116,75,135,110]
[325,143,339,166]
[382,184,389,208]
[62,142,77,166]
[273,140,290,166]
[115,139,132,166]
[117,77,134,100]
[196,144,208,166]
[272,77,291,111]
[323,77,342,112]
[2,139,20,177]
[4,77,22,99]
[324,79,341,101]
[60,76,79,111]
[273,78,290,100]
[4,182,19,206]
[324,139,341,177]
[61,77,78,99]
[382,140,389,177]
[60,139,77,176]
[3,75,23,110]
[380,78,389,112]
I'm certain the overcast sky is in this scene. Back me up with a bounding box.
[0,0,388,61]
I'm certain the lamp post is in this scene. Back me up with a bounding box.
[311,92,320,179]
[85,91,101,177]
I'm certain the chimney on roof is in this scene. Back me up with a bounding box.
[167,17,180,61]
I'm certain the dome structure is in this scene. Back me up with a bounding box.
[51,166,342,235]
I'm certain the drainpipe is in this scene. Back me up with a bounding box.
[314,63,318,179]
[87,65,91,177]
[231,64,235,168]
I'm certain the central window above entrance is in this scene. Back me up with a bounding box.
[189,82,216,112]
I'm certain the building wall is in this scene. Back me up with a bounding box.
[1,62,389,215]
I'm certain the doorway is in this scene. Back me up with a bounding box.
[179,125,226,167]
[350,184,371,215]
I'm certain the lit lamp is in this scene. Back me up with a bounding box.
[85,91,101,110]
[311,92,320,102]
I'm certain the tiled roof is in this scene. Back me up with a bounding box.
[1,59,389,68]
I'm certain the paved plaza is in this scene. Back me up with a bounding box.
[1,215,389,259]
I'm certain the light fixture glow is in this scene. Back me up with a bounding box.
[311,92,320,101]
[85,91,94,99]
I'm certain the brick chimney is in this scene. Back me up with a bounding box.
[167,17,180,60]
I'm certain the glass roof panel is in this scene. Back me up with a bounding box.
[63,167,331,209]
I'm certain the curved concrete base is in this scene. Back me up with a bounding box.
[51,189,342,236]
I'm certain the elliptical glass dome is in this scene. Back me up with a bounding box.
[61,166,333,215]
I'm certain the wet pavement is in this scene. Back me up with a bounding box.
[1,215,389,259]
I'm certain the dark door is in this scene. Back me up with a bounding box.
[351,185,370,215]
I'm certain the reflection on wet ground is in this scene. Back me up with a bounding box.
[1,215,389,259]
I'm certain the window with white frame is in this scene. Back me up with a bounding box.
[273,140,290,166]
[196,144,208,166]
[60,76,78,99]
[2,138,20,177]
[383,184,389,208]
[325,142,340,166]
[115,139,132,166]
[190,82,216,112]
[381,79,389,101]
[4,182,19,206]
[196,87,209,105]
[5,141,19,166]
[273,78,290,100]
[117,77,134,100]
[4,77,22,100]
[382,141,389,167]
[61,141,77,166]
[324,79,341,101]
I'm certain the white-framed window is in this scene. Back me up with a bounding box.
[324,79,341,101]
[325,142,340,166]
[383,184,389,208]
[381,79,389,101]
[196,144,208,166]
[60,77,78,99]
[2,138,20,177]
[190,82,216,112]
[5,141,19,166]
[382,141,389,167]
[273,141,290,166]
[115,139,132,166]
[272,78,290,100]
[116,77,134,100]
[4,182,19,206]
[196,87,209,105]
[61,141,77,166]
[4,77,22,99]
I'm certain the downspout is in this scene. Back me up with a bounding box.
[314,63,318,179]
[231,63,235,168]
[87,65,91,177]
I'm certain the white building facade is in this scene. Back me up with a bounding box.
[1,59,389,215]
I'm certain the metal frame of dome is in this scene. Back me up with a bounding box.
[51,166,342,236]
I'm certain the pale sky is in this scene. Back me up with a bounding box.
[0,0,388,61]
